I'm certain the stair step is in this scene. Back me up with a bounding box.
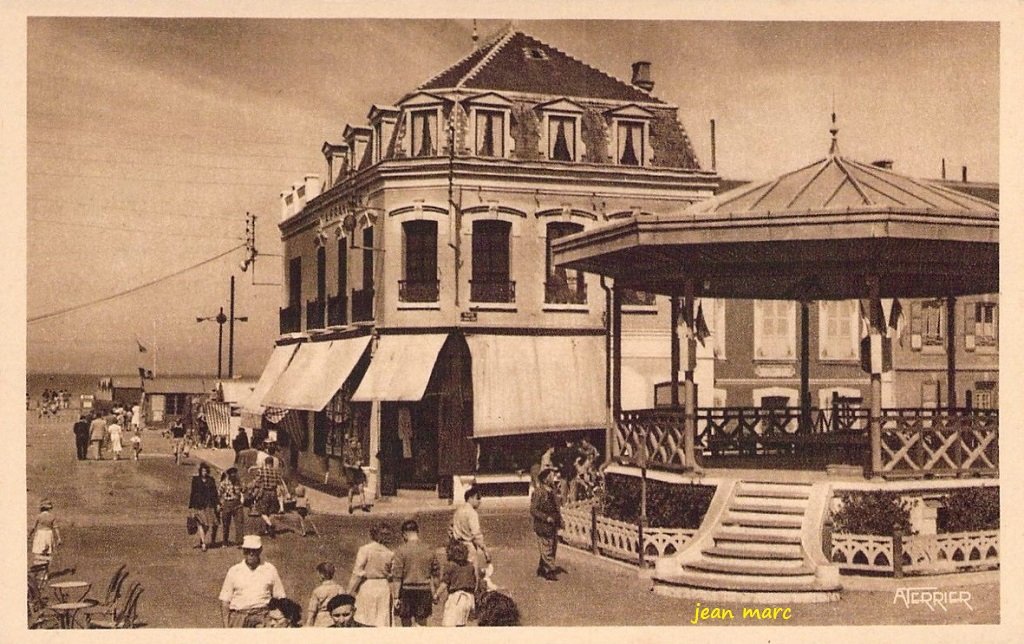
[734,490,811,501]
[737,481,813,496]
[666,569,831,593]
[687,559,815,576]
[723,513,805,529]
[729,501,807,515]
[703,544,804,560]
[714,529,803,545]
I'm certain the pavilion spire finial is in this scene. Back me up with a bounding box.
[829,108,840,156]
[472,19,479,49]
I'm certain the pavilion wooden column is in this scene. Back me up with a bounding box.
[946,296,958,410]
[867,276,883,477]
[612,285,623,419]
[682,279,699,471]
[670,296,681,407]
[800,300,811,432]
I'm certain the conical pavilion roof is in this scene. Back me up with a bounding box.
[693,140,996,217]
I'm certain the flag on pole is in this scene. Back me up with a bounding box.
[695,301,712,346]
[888,298,905,346]
[136,337,148,353]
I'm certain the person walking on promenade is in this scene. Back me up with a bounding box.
[218,467,245,547]
[305,562,344,627]
[450,486,491,580]
[189,463,220,552]
[531,467,564,581]
[434,540,477,627]
[170,420,187,465]
[347,523,394,627]
[88,413,107,460]
[130,428,142,461]
[107,418,124,461]
[326,593,367,627]
[73,415,90,460]
[219,535,286,628]
[391,519,439,627]
[29,498,62,582]
[342,432,370,514]
[251,456,285,537]
[232,428,250,458]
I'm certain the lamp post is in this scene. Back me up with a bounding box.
[196,308,229,378]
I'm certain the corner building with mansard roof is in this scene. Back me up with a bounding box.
[253,26,719,499]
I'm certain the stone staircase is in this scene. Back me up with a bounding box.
[653,479,841,603]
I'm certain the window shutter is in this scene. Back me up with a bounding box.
[964,302,973,334]
[910,302,922,334]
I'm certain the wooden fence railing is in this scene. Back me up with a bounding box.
[616,407,997,479]
[559,500,696,566]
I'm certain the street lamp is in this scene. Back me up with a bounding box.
[197,308,229,379]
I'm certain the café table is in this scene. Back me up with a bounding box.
[50,601,93,629]
[50,580,92,603]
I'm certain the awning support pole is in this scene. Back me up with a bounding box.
[683,278,699,472]
[946,296,958,410]
[868,276,883,478]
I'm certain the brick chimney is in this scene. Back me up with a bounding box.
[631,61,654,92]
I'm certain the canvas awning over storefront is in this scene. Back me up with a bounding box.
[240,344,299,428]
[262,335,371,411]
[465,334,606,437]
[350,334,449,402]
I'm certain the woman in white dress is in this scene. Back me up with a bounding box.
[347,523,394,627]
[107,421,123,461]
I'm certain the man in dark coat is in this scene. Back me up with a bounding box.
[530,467,563,581]
[73,415,91,460]
[232,428,250,457]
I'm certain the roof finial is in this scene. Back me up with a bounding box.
[472,19,479,49]
[829,93,840,156]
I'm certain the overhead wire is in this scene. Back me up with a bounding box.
[29,170,286,188]
[28,244,245,324]
[29,197,241,222]
[29,217,241,240]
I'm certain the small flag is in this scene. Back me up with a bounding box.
[695,301,712,346]
[859,298,886,333]
[136,338,148,353]
[888,298,904,347]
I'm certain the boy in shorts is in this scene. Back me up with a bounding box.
[390,519,439,626]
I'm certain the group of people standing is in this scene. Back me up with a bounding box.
[215,485,519,628]
[72,406,142,462]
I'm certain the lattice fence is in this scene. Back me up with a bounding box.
[831,530,999,575]
[559,499,696,565]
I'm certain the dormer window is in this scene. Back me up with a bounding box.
[368,105,399,164]
[606,104,655,167]
[549,116,576,161]
[476,110,505,157]
[537,99,585,163]
[410,109,438,157]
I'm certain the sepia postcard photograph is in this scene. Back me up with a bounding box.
[4,0,1021,640]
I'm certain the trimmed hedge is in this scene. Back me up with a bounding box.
[831,491,913,536]
[937,487,999,533]
[601,473,714,529]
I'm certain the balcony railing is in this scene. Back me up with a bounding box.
[621,288,656,306]
[305,298,325,330]
[544,278,587,305]
[352,287,374,322]
[327,294,348,326]
[279,304,300,335]
[399,279,440,303]
[470,279,516,304]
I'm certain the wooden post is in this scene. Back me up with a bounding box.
[590,504,599,554]
[892,528,904,578]
[946,297,957,412]
[683,278,697,471]
[800,300,811,433]
[612,285,622,418]
[868,276,883,478]
[670,295,681,408]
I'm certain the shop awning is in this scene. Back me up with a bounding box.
[240,344,299,420]
[466,334,607,437]
[262,335,371,411]
[350,334,448,402]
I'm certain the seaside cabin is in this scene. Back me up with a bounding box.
[142,377,213,427]
[95,376,143,410]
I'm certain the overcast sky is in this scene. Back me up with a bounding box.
[22,16,998,376]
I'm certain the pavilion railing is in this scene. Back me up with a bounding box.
[615,407,998,478]
[878,408,998,479]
